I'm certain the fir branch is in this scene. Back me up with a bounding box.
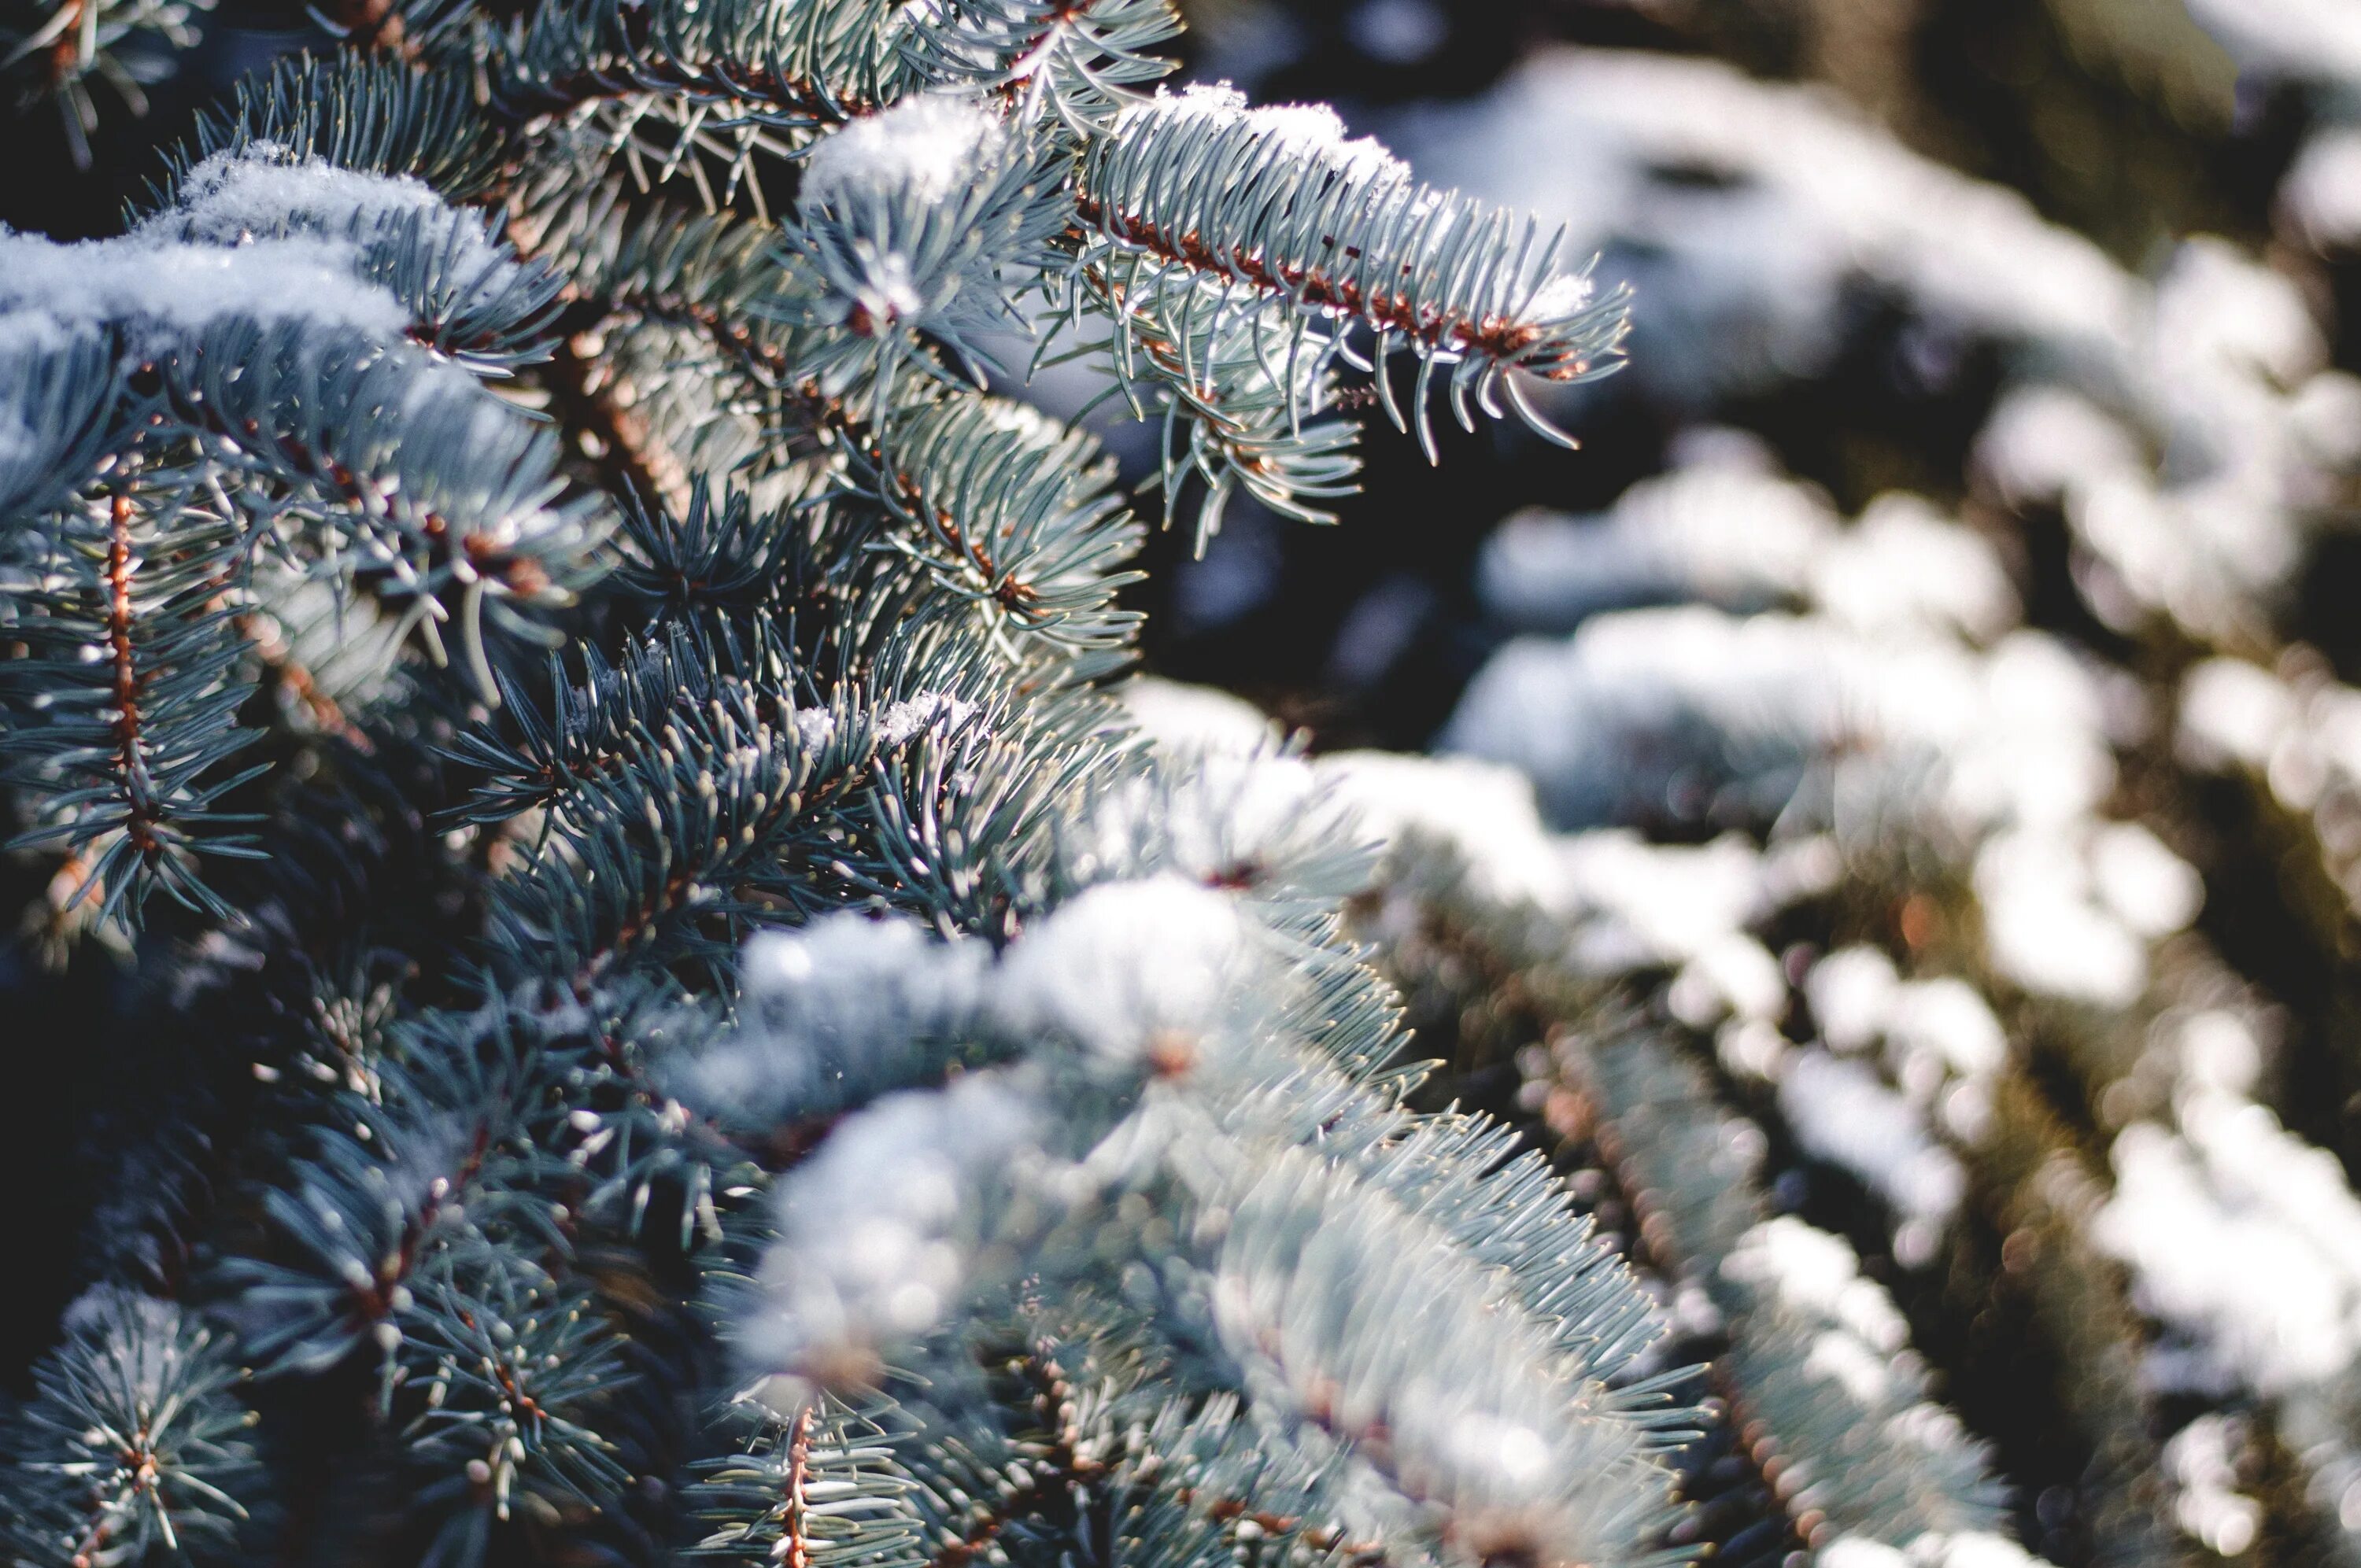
[1,1289,263,1568]
[1080,86,1629,456]
[930,1348,1100,1568]
[3,483,265,923]
[906,0,1181,130]
[1072,257,1362,548]
[0,0,211,167]
[689,1393,925,1568]
[490,0,905,127]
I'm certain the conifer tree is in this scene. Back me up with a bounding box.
[0,5,1675,1567]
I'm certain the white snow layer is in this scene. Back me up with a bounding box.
[2097,1087,2361,1396]
[0,144,512,359]
[1388,46,2360,647]
[1475,450,2015,645]
[1385,48,2140,403]
[800,94,1011,208]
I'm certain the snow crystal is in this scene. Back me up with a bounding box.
[801,94,1008,209]
[793,707,841,754]
[874,693,979,747]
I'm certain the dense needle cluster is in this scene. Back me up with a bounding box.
[0,4,1686,1566]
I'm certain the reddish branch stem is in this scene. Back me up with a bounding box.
[103,492,162,859]
[1075,201,1570,372]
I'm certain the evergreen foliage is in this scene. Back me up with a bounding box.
[0,5,1680,1567]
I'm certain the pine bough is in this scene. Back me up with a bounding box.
[0,6,1679,1567]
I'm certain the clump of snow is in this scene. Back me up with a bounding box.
[2181,0,2361,83]
[1974,385,2147,510]
[873,692,980,747]
[1388,43,2353,653]
[0,227,408,356]
[1439,607,1856,829]
[994,876,1264,1068]
[1905,1536,2054,1568]
[1720,1218,2015,1546]
[2088,821,2205,940]
[1064,747,1370,920]
[1822,1542,1910,1568]
[2284,128,2361,249]
[690,913,988,1124]
[2096,1093,2361,1396]
[1969,237,2353,647]
[752,1074,1042,1384]
[802,94,1010,209]
[0,145,524,363]
[1724,1219,1908,1353]
[1778,1052,1967,1263]
[1120,677,1277,756]
[1128,83,1407,185]
[2176,658,2298,775]
[163,142,524,304]
[1443,606,2113,841]
[1809,495,2019,644]
[1385,47,2141,404]
[1973,829,2152,1010]
[1557,830,1793,1024]
[1473,455,1836,633]
[1806,947,2009,1147]
[1810,946,1902,1053]
[1317,750,1572,911]
[2176,658,2361,919]
[2171,1010,2266,1100]
[1826,1536,2046,1568]
[2163,1414,2264,1558]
